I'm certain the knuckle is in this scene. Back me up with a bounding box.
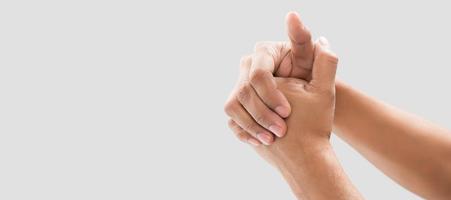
[317,87,335,99]
[227,119,236,128]
[243,122,257,133]
[274,77,289,86]
[323,89,335,98]
[303,28,312,42]
[236,132,248,142]
[240,55,252,68]
[254,41,269,51]
[236,83,252,103]
[254,113,269,126]
[254,42,278,56]
[224,99,238,116]
[256,45,278,59]
[318,51,339,65]
[249,68,268,85]
[304,27,312,41]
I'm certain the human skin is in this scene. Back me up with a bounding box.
[333,81,451,199]
[224,11,315,145]
[225,11,451,200]
[228,39,363,200]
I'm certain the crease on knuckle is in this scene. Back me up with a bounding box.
[254,42,278,60]
[316,88,335,100]
[240,55,252,68]
[236,132,248,142]
[254,113,269,127]
[318,51,339,65]
[243,122,257,133]
[227,119,236,129]
[254,41,270,51]
[292,28,312,47]
[249,69,269,85]
[305,31,312,42]
[237,83,252,103]
[323,90,335,100]
[224,100,238,116]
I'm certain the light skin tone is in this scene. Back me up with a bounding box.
[225,11,451,199]
[225,12,314,145]
[228,38,363,200]
[333,81,451,199]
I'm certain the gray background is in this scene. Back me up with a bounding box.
[1,0,450,199]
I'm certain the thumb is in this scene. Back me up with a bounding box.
[311,37,338,90]
[286,12,315,79]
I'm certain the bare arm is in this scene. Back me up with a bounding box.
[334,81,451,199]
[229,39,363,200]
[273,139,362,200]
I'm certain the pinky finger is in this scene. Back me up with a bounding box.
[228,119,261,146]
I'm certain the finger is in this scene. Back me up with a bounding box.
[237,80,287,138]
[224,55,253,112]
[311,37,338,90]
[225,55,274,145]
[224,99,274,145]
[286,11,315,79]
[247,48,290,136]
[228,119,261,146]
[249,50,291,118]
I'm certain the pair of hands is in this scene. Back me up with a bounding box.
[225,12,338,154]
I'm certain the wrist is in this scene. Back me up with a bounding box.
[275,137,332,173]
[333,79,350,127]
[277,141,335,199]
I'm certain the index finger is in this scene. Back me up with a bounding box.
[249,48,291,118]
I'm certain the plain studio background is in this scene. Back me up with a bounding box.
[1,1,450,199]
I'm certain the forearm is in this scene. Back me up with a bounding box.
[276,139,362,200]
[334,81,451,199]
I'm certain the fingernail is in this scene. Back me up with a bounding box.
[269,125,284,137]
[248,138,261,147]
[318,36,329,46]
[257,133,273,145]
[275,106,289,118]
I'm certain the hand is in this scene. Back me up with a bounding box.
[224,12,315,145]
[229,37,338,164]
[228,39,354,200]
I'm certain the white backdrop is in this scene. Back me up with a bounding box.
[2,1,450,199]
